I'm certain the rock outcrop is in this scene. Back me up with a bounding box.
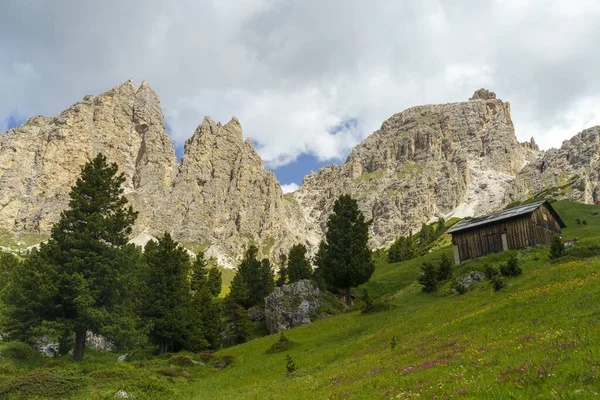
[264,280,341,334]
[291,90,541,248]
[511,126,600,204]
[0,80,291,264]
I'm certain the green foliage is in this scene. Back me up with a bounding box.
[1,154,140,361]
[207,267,223,297]
[417,262,438,292]
[267,332,295,354]
[360,287,375,314]
[499,254,522,277]
[237,245,275,308]
[452,280,468,295]
[582,219,588,225]
[549,234,566,260]
[390,336,397,350]
[320,195,374,306]
[0,371,84,399]
[576,217,581,224]
[0,341,35,360]
[276,252,288,287]
[223,273,253,346]
[490,275,506,291]
[141,233,205,354]
[285,354,297,375]
[387,235,416,263]
[287,243,312,283]
[437,252,453,281]
[484,264,499,280]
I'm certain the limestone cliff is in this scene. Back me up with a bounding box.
[510,126,600,204]
[292,89,541,248]
[0,80,290,265]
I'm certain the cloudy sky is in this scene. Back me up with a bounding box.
[1,0,600,192]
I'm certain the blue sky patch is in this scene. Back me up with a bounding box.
[269,153,341,187]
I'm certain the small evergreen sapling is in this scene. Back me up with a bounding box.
[437,252,453,281]
[417,262,438,292]
[490,275,505,291]
[499,254,522,277]
[484,264,499,280]
[286,354,297,375]
[390,336,397,350]
[549,234,566,260]
[361,287,375,314]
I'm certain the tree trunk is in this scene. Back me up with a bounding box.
[73,327,86,361]
[345,287,352,308]
[159,338,166,355]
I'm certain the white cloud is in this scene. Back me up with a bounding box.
[280,183,299,194]
[1,0,599,174]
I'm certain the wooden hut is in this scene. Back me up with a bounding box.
[447,200,566,264]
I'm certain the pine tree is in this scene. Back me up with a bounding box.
[437,252,453,281]
[417,262,438,292]
[3,154,139,361]
[549,234,566,260]
[287,244,312,283]
[237,245,275,307]
[276,252,288,287]
[224,273,253,345]
[320,195,374,307]
[141,234,204,354]
[207,266,222,297]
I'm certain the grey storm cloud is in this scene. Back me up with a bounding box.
[1,0,600,168]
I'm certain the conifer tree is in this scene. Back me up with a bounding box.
[287,243,312,283]
[320,195,374,307]
[276,253,288,287]
[142,234,204,354]
[224,273,253,345]
[3,154,139,361]
[207,266,222,297]
[237,245,275,307]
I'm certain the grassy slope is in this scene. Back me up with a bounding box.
[1,201,599,399]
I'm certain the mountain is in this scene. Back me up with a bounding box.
[0,80,293,266]
[292,89,540,248]
[1,83,597,262]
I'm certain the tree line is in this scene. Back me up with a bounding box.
[0,155,375,361]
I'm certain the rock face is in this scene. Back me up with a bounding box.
[511,126,600,204]
[264,280,341,334]
[2,82,597,260]
[292,90,541,248]
[0,80,291,264]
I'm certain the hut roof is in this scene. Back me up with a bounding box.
[447,200,566,234]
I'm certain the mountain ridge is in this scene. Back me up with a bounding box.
[1,81,598,263]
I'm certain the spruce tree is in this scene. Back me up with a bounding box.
[207,266,223,297]
[320,195,374,307]
[276,253,288,287]
[287,243,312,283]
[237,245,275,307]
[142,234,204,354]
[3,154,139,361]
[224,273,253,345]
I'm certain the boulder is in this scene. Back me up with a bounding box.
[264,280,341,334]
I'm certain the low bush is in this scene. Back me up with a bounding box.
[417,262,438,292]
[0,341,36,361]
[549,234,566,260]
[484,264,499,280]
[500,254,522,277]
[286,354,297,375]
[452,280,468,295]
[490,276,505,291]
[169,355,199,366]
[0,371,84,399]
[267,332,295,354]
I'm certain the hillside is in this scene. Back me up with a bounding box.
[1,200,598,399]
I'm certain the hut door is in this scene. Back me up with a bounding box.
[483,233,503,254]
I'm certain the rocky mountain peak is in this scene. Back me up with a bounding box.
[469,88,497,101]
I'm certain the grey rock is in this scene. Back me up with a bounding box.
[264,280,341,334]
[34,336,59,358]
[86,331,114,351]
[469,88,497,101]
[459,271,485,288]
[114,390,135,398]
[117,354,128,362]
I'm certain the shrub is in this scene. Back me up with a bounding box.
[417,262,438,292]
[582,219,588,225]
[169,355,199,366]
[500,254,522,277]
[360,287,375,314]
[452,280,468,295]
[267,332,295,354]
[490,276,506,291]
[484,264,499,280]
[549,234,566,260]
[576,217,581,224]
[286,354,297,375]
[437,252,453,281]
[390,336,397,350]
[0,371,83,399]
[124,376,175,400]
[0,341,36,361]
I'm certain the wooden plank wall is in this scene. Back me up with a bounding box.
[452,205,563,262]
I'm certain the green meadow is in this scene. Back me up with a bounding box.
[1,200,599,399]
